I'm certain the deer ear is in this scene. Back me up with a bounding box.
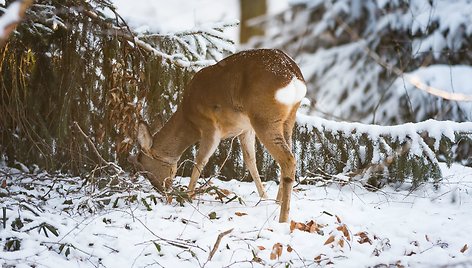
[137,121,153,151]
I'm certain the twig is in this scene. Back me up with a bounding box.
[207,228,234,262]
[73,121,122,174]
[103,244,119,253]
[73,121,107,166]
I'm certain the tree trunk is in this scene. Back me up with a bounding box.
[239,0,267,44]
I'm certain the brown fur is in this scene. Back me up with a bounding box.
[136,49,306,223]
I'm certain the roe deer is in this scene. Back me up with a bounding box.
[135,49,306,223]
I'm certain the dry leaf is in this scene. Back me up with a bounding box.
[460,244,468,253]
[221,189,231,196]
[270,243,283,260]
[338,238,345,248]
[257,245,266,251]
[308,222,320,234]
[287,245,293,252]
[395,261,405,268]
[314,254,325,264]
[337,224,350,241]
[290,220,296,232]
[290,220,305,233]
[235,212,247,217]
[324,235,335,245]
[355,232,372,245]
[1,179,6,189]
[290,220,324,234]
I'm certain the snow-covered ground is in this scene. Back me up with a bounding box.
[1,163,471,267]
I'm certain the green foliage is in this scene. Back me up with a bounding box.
[58,243,72,258]
[208,211,218,220]
[3,238,21,251]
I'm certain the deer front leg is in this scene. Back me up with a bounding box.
[188,132,220,197]
[239,130,268,199]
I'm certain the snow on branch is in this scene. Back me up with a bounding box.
[83,9,236,69]
[295,113,472,188]
[330,6,472,103]
[254,0,472,122]
[0,0,33,47]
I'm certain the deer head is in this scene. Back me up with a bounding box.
[134,121,178,192]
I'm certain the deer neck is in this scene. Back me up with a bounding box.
[151,109,198,163]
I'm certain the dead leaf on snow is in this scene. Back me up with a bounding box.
[460,244,468,253]
[290,220,325,234]
[324,235,335,245]
[355,232,372,245]
[234,212,247,217]
[220,189,232,196]
[314,254,325,264]
[336,224,351,241]
[270,243,283,260]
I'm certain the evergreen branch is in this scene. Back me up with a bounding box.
[81,9,230,68]
[295,114,472,188]
[328,4,472,102]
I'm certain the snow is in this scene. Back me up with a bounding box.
[109,0,239,34]
[1,163,472,267]
[0,1,20,37]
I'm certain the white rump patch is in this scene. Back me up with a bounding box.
[275,78,307,105]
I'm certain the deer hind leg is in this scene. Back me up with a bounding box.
[276,105,299,202]
[188,131,221,196]
[239,130,268,199]
[253,120,296,223]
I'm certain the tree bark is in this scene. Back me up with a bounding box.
[239,0,267,44]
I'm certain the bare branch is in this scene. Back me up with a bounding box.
[73,121,123,174]
[207,228,234,262]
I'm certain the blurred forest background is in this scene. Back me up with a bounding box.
[1,0,472,189]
